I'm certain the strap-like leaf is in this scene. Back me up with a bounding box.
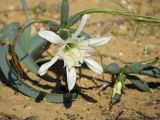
[40,20,59,31]
[103,63,121,74]
[0,22,40,74]
[140,66,160,78]
[0,45,74,103]
[20,0,31,51]
[28,35,46,58]
[15,39,40,74]
[67,8,160,27]
[67,13,82,27]
[127,75,150,92]
[125,58,159,74]
[125,63,144,74]
[59,30,68,40]
[0,22,20,45]
[60,0,69,28]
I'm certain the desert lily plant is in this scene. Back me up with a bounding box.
[38,14,111,91]
[0,0,159,105]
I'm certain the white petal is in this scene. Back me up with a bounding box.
[84,58,103,74]
[87,36,112,46]
[73,14,89,37]
[39,56,59,76]
[66,67,77,91]
[38,30,63,44]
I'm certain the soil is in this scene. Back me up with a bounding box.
[0,0,160,120]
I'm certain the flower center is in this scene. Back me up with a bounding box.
[64,43,76,52]
[63,41,80,67]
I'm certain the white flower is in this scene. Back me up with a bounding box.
[38,14,112,91]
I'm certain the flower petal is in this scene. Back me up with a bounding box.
[39,56,59,76]
[73,14,89,37]
[66,67,77,91]
[84,58,103,74]
[38,30,63,44]
[87,36,112,46]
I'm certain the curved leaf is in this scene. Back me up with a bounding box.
[0,22,39,74]
[0,45,74,103]
[28,35,46,58]
[0,22,20,44]
[127,75,150,92]
[67,8,160,27]
[40,20,59,31]
[12,34,39,74]
[67,13,82,27]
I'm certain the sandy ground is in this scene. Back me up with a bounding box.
[0,0,160,120]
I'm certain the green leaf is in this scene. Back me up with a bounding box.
[67,8,160,27]
[103,63,121,74]
[0,45,74,103]
[0,22,39,74]
[140,66,160,78]
[40,20,59,31]
[127,75,150,92]
[28,35,47,59]
[60,0,69,28]
[67,13,82,27]
[15,39,40,74]
[59,30,68,40]
[79,31,91,39]
[125,58,158,74]
[20,0,31,51]
[0,22,20,44]
[125,63,144,74]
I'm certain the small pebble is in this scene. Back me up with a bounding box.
[119,52,124,56]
